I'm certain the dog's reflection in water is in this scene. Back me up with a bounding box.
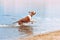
[18,25,33,35]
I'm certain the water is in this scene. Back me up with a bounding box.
[0,18,60,40]
[0,28,19,40]
[0,22,40,40]
[0,16,40,40]
[0,9,41,40]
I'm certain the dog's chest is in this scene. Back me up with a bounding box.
[27,15,31,21]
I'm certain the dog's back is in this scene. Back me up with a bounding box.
[18,15,31,25]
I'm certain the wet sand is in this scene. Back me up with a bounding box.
[18,30,60,40]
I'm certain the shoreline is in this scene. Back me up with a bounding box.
[18,30,60,40]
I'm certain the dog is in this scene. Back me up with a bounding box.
[13,11,36,26]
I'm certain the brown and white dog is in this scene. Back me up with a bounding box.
[14,11,36,26]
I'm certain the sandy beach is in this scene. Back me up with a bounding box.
[18,30,60,40]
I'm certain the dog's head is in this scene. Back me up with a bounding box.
[29,11,36,16]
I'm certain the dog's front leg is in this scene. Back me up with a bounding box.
[30,19,36,24]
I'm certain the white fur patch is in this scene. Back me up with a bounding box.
[28,15,31,21]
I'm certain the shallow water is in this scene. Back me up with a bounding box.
[0,18,60,40]
[0,21,40,40]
